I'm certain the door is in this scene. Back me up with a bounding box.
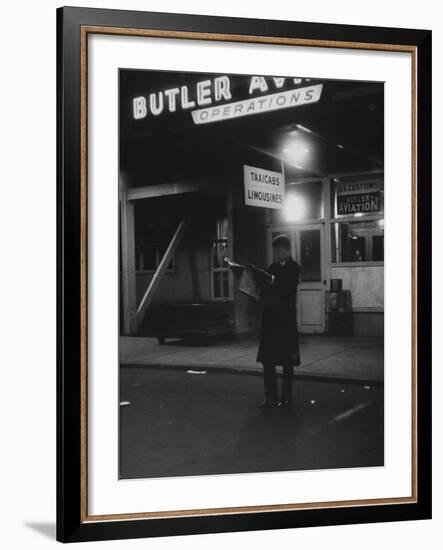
[268,224,326,334]
[295,224,326,334]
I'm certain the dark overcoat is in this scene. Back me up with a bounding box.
[254,257,301,367]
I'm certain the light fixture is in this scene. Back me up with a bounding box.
[282,135,311,165]
[337,144,345,149]
[295,124,312,134]
[283,193,307,222]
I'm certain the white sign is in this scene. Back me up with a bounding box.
[131,76,317,120]
[243,165,285,209]
[192,84,323,125]
[132,76,232,119]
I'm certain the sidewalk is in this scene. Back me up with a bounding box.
[120,334,384,385]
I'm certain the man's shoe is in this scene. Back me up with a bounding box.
[279,399,293,410]
[259,398,279,409]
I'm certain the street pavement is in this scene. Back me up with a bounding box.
[120,334,384,384]
[119,366,384,480]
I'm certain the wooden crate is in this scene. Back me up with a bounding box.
[139,302,235,343]
[325,290,352,313]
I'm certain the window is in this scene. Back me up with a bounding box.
[212,214,230,300]
[331,174,384,219]
[134,213,175,273]
[331,220,384,263]
[300,228,322,281]
[135,242,175,272]
[372,235,384,261]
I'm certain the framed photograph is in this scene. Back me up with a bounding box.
[57,6,432,543]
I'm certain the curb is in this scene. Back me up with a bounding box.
[120,362,384,388]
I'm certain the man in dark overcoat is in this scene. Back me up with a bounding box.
[248,233,301,409]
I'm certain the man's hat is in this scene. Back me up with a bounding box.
[271,233,291,249]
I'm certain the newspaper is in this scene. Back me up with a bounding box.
[238,266,261,301]
[225,257,261,301]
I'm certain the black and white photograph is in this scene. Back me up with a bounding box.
[118,69,385,480]
[0,0,435,545]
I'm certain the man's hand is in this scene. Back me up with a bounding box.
[224,257,244,276]
[247,264,273,286]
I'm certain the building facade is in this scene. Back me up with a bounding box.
[119,70,384,339]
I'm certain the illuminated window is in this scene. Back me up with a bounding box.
[331,221,384,263]
[331,175,384,218]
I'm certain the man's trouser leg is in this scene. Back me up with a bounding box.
[263,363,278,402]
[281,364,294,403]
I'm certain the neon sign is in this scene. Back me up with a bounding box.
[131,76,321,122]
